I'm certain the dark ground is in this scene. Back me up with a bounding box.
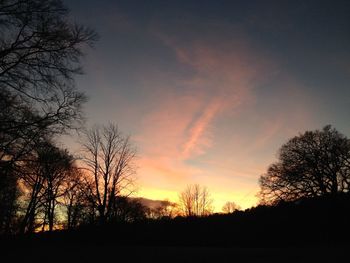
[3,244,349,263]
[2,196,350,262]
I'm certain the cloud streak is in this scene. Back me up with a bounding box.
[157,35,275,160]
[134,31,278,209]
[181,98,221,159]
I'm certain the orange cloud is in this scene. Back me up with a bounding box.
[134,35,277,209]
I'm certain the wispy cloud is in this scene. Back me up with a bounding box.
[134,31,277,208]
[80,22,314,209]
[156,35,274,160]
[68,2,346,210]
[181,98,221,159]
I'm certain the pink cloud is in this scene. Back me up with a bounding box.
[134,34,277,202]
[134,30,318,210]
[81,27,314,209]
[181,98,221,159]
[159,38,275,159]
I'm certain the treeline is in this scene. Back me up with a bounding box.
[0,0,96,234]
[3,194,350,248]
[0,122,170,234]
[0,0,196,235]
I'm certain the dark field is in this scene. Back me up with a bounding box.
[4,244,349,263]
[2,196,350,263]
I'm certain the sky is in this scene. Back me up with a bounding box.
[64,0,350,210]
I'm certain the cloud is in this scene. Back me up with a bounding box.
[67,5,329,209]
[79,19,313,209]
[157,35,275,159]
[181,98,221,159]
[134,30,277,207]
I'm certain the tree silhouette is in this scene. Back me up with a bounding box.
[108,196,147,222]
[146,199,178,219]
[0,160,19,234]
[179,184,213,216]
[0,0,96,233]
[81,124,137,225]
[0,0,96,166]
[62,167,93,229]
[39,142,74,231]
[259,125,350,204]
[19,140,74,232]
[222,201,240,213]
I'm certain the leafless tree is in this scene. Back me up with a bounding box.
[179,184,213,217]
[81,124,137,224]
[62,167,94,229]
[0,0,96,166]
[0,0,96,103]
[259,125,350,205]
[41,144,73,231]
[222,201,240,213]
[19,140,74,233]
[0,0,96,234]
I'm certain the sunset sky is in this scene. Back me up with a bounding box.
[65,0,350,210]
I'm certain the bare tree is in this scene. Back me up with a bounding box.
[19,140,74,233]
[259,125,350,205]
[40,143,74,231]
[0,0,96,166]
[62,167,94,229]
[179,184,213,217]
[81,124,137,224]
[0,0,96,103]
[222,201,240,213]
[0,0,96,234]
